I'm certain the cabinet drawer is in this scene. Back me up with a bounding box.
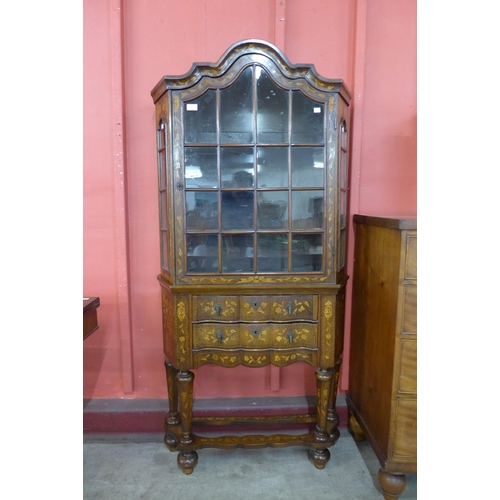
[240,296,272,321]
[393,398,417,459]
[402,285,417,334]
[194,323,318,349]
[193,324,240,348]
[272,324,318,348]
[404,234,417,280]
[271,296,317,321]
[192,296,239,321]
[193,295,317,322]
[398,339,417,394]
[240,324,272,348]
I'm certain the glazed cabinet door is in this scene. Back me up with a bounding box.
[153,48,350,287]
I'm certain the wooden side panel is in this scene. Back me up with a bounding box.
[161,285,175,360]
[348,223,402,458]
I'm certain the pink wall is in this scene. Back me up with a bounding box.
[83,0,416,400]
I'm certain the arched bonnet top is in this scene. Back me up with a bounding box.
[150,39,351,105]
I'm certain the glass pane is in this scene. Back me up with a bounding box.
[291,233,323,272]
[159,191,168,230]
[158,150,166,190]
[292,147,324,187]
[257,147,288,188]
[340,151,347,190]
[222,234,254,272]
[187,234,218,273]
[257,233,288,272]
[291,92,324,144]
[257,191,288,229]
[221,148,255,230]
[221,147,254,187]
[220,66,254,144]
[341,121,348,149]
[186,191,218,230]
[184,90,217,144]
[256,69,288,143]
[184,147,218,188]
[158,120,166,148]
[161,230,170,272]
[339,229,346,268]
[340,190,346,229]
[221,190,254,230]
[291,190,323,229]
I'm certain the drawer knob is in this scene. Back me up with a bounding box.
[286,303,293,315]
[215,304,222,316]
[216,331,224,344]
[286,331,294,344]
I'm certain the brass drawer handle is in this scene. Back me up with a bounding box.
[216,331,224,344]
[286,331,294,344]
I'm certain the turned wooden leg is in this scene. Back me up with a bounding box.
[326,360,341,438]
[309,368,334,469]
[348,413,366,442]
[164,360,180,450]
[165,360,180,423]
[378,469,407,500]
[176,370,198,474]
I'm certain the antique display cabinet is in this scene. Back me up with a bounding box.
[150,40,351,474]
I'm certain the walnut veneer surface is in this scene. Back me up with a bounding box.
[347,215,417,500]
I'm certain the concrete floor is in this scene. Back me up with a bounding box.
[83,428,416,499]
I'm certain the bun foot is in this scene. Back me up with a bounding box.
[308,448,331,469]
[178,451,198,475]
[349,414,365,442]
[378,469,406,499]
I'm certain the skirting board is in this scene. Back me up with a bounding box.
[83,395,348,433]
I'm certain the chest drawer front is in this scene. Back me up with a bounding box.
[398,339,417,394]
[240,324,272,348]
[271,296,317,321]
[193,324,240,349]
[404,233,417,280]
[393,398,417,459]
[192,296,240,321]
[402,285,417,334]
[272,324,318,348]
[240,296,272,321]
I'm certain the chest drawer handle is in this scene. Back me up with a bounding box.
[216,331,224,344]
[286,303,293,315]
[286,331,294,344]
[215,304,222,316]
